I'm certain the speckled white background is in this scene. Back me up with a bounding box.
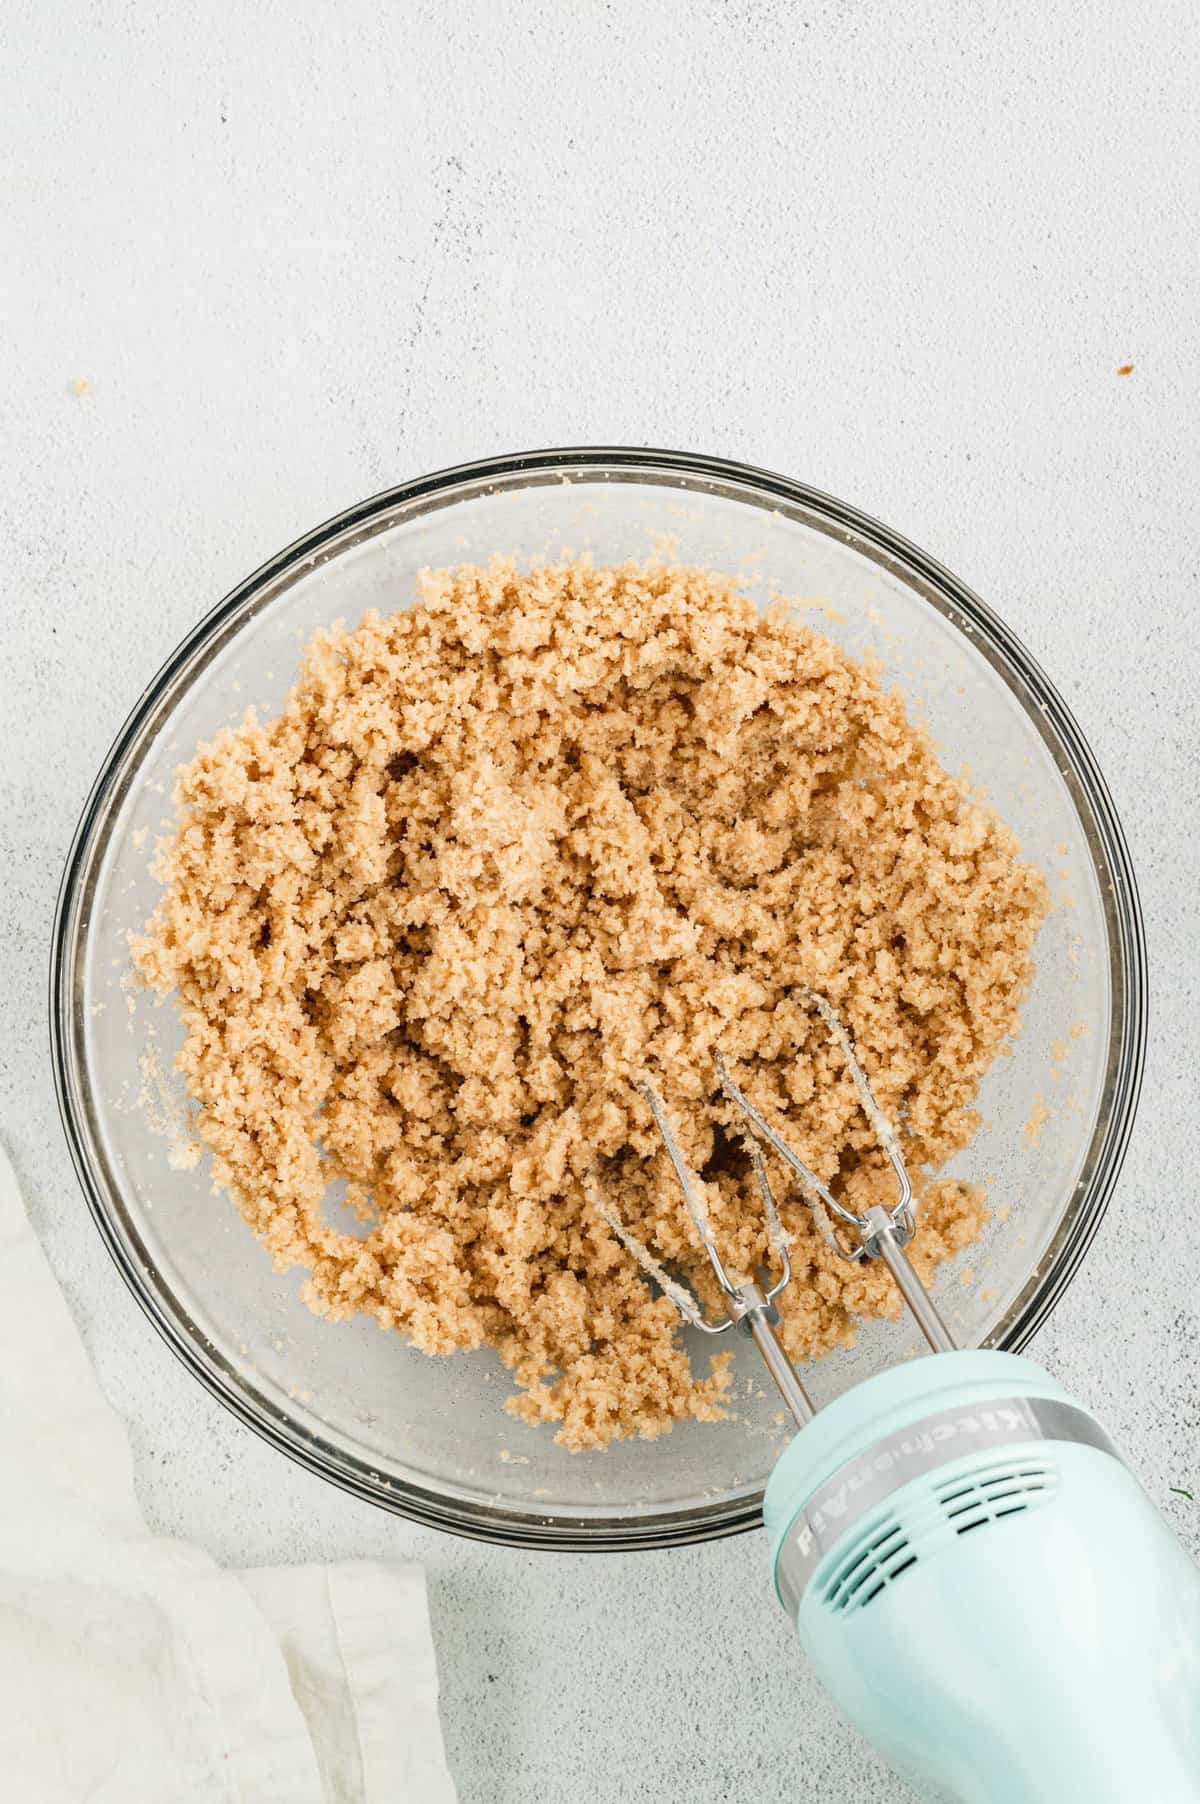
[4,3,1200,1798]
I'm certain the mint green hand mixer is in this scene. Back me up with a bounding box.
[606,997,1200,1802]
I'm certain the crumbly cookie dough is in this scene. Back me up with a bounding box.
[133,561,1047,1449]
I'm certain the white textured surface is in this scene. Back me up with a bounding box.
[4,4,1200,1799]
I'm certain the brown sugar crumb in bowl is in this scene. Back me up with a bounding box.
[132,561,1048,1450]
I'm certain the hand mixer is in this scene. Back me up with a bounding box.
[604,997,1200,1803]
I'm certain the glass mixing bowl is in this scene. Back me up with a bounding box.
[51,448,1146,1549]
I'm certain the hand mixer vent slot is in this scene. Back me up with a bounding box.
[935,1457,1058,1538]
[823,1514,918,1616]
[818,1457,1059,1617]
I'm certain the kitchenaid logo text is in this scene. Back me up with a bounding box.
[791,1402,1038,1561]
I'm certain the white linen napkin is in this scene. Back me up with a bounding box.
[0,1143,457,1803]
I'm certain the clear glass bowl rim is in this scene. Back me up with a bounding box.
[50,446,1148,1551]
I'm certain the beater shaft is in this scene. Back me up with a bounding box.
[744,1301,815,1427]
[861,1206,957,1353]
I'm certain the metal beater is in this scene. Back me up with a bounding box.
[603,990,956,1428]
[603,993,1200,1804]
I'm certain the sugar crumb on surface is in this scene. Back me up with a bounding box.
[136,1035,201,1171]
[1024,1096,1050,1148]
[132,560,1046,1449]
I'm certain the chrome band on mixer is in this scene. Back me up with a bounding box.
[774,1396,1120,1616]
